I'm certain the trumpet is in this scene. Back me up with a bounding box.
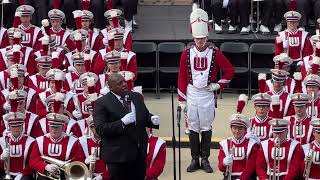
[41,156,89,180]
[4,138,12,180]
[311,92,315,119]
[270,137,281,180]
[225,145,234,180]
[303,145,315,180]
[88,147,98,179]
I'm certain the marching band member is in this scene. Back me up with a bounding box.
[29,110,85,179]
[98,50,135,95]
[256,118,304,179]
[300,35,320,79]
[178,9,234,173]
[0,27,9,49]
[36,68,75,118]
[248,93,273,141]
[47,9,75,52]
[0,112,35,179]
[28,55,52,92]
[301,119,320,179]
[79,116,110,180]
[285,93,314,145]
[275,10,313,70]
[1,64,37,114]
[145,128,166,180]
[218,113,259,180]
[100,9,133,51]
[0,30,37,75]
[304,74,320,118]
[16,5,42,50]
[266,69,294,118]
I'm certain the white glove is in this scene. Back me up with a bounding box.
[72,110,82,119]
[151,115,160,126]
[85,155,96,165]
[45,164,59,173]
[51,51,59,59]
[92,174,103,180]
[178,101,186,112]
[122,71,135,81]
[68,66,76,72]
[223,156,233,166]
[3,102,11,111]
[100,87,110,95]
[245,132,261,143]
[121,112,136,125]
[0,148,10,160]
[14,173,23,180]
[206,83,220,92]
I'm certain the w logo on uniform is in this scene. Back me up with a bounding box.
[288,37,300,47]
[313,151,320,164]
[22,33,31,44]
[48,144,62,156]
[294,125,305,138]
[10,144,22,157]
[39,81,49,90]
[252,126,267,139]
[232,147,245,160]
[194,57,208,71]
[271,147,285,160]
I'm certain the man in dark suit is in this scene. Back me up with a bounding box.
[93,73,160,180]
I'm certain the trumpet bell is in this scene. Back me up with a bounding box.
[1,0,11,4]
[64,161,89,180]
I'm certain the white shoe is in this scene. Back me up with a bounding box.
[125,20,133,32]
[215,23,222,33]
[260,25,270,34]
[228,25,236,33]
[192,3,198,11]
[240,26,250,35]
[133,16,138,27]
[273,23,282,33]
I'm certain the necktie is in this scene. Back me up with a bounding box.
[120,96,131,113]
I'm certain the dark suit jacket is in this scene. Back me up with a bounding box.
[93,91,159,163]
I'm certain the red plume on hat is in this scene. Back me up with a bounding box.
[19,0,26,4]
[55,81,63,92]
[106,0,113,10]
[107,32,115,50]
[9,66,19,90]
[311,57,320,74]
[51,52,60,68]
[13,31,21,45]
[271,95,281,118]
[12,45,21,64]
[293,72,302,93]
[84,54,91,72]
[236,94,248,113]
[10,99,19,112]
[73,10,82,30]
[289,0,297,11]
[53,0,60,9]
[82,0,91,10]
[13,12,21,28]
[258,73,266,93]
[74,32,83,52]
[41,37,50,56]
[87,77,96,94]
[41,19,51,36]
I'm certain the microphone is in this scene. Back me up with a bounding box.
[124,94,132,112]
[177,106,181,122]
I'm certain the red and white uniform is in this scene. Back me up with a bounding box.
[285,115,314,145]
[0,86,38,114]
[0,27,9,49]
[146,135,166,180]
[0,134,35,177]
[218,137,259,179]
[306,97,320,118]
[275,30,313,61]
[88,30,103,52]
[36,89,75,118]
[30,133,85,175]
[75,93,92,120]
[302,141,320,179]
[0,45,37,75]
[256,138,304,179]
[266,90,294,118]
[265,77,306,94]
[97,73,133,93]
[249,116,273,141]
[178,45,234,132]
[34,47,66,70]
[28,73,49,92]
[19,24,42,50]
[100,28,133,51]
[49,28,75,52]
[93,48,137,76]
[0,70,10,90]
[64,71,85,93]
[301,55,315,79]
[79,136,110,179]
[38,117,83,137]
[65,49,97,71]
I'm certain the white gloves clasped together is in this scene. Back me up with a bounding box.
[45,164,59,174]
[121,112,160,126]
[223,155,233,167]
[85,155,97,165]
[206,83,221,92]
[0,147,10,160]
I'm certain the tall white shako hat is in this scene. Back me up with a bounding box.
[190,8,209,38]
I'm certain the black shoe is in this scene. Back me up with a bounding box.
[201,158,213,173]
[187,159,201,172]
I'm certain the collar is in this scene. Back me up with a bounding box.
[111,91,122,101]
[48,133,65,143]
[231,136,245,144]
[272,89,284,96]
[255,115,268,123]
[92,135,101,144]
[51,27,63,33]
[9,133,23,142]
[195,44,208,52]
[295,115,307,122]
[287,29,298,34]
[19,24,32,31]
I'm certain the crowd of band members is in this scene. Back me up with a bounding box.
[0,2,166,179]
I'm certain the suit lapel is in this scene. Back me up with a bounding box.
[108,93,127,115]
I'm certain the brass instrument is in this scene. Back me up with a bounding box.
[88,147,98,179]
[225,145,234,180]
[250,0,262,33]
[4,138,12,180]
[311,92,315,119]
[303,145,315,180]
[41,156,89,180]
[270,137,281,180]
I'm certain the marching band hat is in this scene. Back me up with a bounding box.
[47,113,69,127]
[252,93,272,106]
[16,5,34,16]
[72,52,85,65]
[3,112,25,127]
[81,10,94,20]
[284,11,301,22]
[229,114,250,129]
[311,119,320,133]
[104,50,121,64]
[79,72,98,87]
[104,9,122,19]
[303,74,320,87]
[271,69,290,82]
[269,119,290,133]
[291,93,311,106]
[190,8,209,38]
[48,9,65,20]
[273,53,292,70]
[108,27,124,40]
[46,68,65,81]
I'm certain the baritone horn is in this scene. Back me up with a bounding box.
[88,147,98,179]
[270,137,281,180]
[250,0,263,33]
[4,138,12,180]
[41,156,89,180]
[303,145,315,180]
